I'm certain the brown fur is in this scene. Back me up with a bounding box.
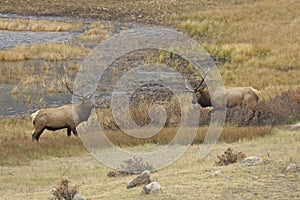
[192,86,261,121]
[31,101,93,141]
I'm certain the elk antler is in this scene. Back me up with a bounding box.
[65,81,81,97]
[64,78,95,102]
[194,67,212,91]
[185,79,194,92]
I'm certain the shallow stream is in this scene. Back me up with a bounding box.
[0,14,188,117]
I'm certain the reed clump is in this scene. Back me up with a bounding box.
[0,43,89,61]
[78,22,110,42]
[0,18,82,32]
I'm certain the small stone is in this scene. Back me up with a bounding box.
[282,163,297,173]
[143,182,162,194]
[286,163,297,170]
[241,156,263,166]
[73,193,87,200]
[210,170,222,177]
[127,170,151,189]
[287,123,300,130]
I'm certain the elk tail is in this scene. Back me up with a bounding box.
[31,110,39,124]
[252,88,261,102]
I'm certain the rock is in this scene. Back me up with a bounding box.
[282,163,298,173]
[287,123,300,130]
[127,170,151,189]
[241,156,263,166]
[210,170,222,177]
[73,193,87,200]
[143,182,162,194]
[286,163,297,170]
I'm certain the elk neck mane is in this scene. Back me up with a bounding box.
[74,101,94,123]
[197,89,212,107]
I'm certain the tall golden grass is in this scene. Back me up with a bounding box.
[0,43,89,61]
[0,118,86,165]
[78,22,110,42]
[0,18,82,32]
[0,117,272,165]
[99,126,272,147]
[0,65,35,83]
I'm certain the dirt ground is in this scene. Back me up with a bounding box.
[0,0,231,24]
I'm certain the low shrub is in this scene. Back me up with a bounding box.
[215,147,246,166]
[51,179,78,200]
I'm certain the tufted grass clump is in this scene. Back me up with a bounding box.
[0,43,89,61]
[51,178,78,200]
[0,18,82,32]
[215,147,246,166]
[119,156,155,174]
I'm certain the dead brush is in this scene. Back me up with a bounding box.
[51,178,78,200]
[224,89,300,126]
[119,156,154,174]
[255,89,300,126]
[215,148,246,166]
[108,157,154,177]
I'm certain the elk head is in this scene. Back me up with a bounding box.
[185,68,212,107]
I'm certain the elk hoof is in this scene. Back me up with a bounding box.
[32,134,39,142]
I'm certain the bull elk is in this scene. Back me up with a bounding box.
[188,69,261,121]
[31,83,94,141]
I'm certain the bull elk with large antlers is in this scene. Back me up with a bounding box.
[188,68,261,121]
[31,82,94,141]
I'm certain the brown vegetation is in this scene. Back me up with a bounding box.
[51,178,78,200]
[0,43,89,61]
[215,147,246,166]
[0,118,86,165]
[118,156,154,174]
[78,22,110,42]
[0,18,82,32]
[226,89,300,126]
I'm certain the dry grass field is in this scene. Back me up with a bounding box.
[170,0,300,98]
[0,0,299,199]
[1,127,299,199]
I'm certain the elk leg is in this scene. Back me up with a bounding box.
[67,127,71,137]
[257,110,261,118]
[32,128,45,142]
[71,127,78,136]
[248,110,256,121]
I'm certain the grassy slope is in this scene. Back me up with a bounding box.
[170,0,300,98]
[1,129,299,199]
